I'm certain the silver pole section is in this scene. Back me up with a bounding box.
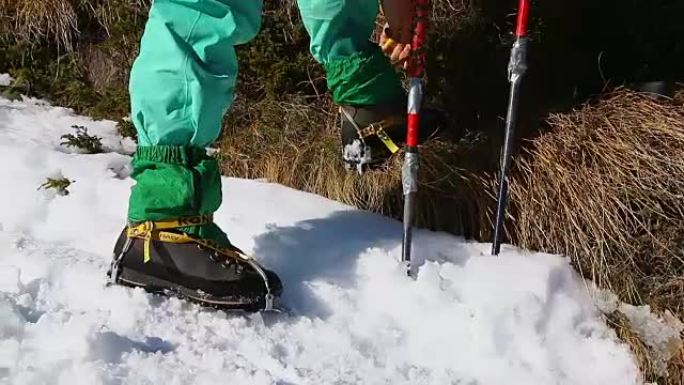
[402,78,423,274]
[492,37,528,256]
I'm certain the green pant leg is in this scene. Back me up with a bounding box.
[297,0,404,105]
[127,0,262,245]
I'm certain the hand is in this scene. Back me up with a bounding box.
[380,24,412,68]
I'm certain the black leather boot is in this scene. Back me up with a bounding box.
[107,219,283,312]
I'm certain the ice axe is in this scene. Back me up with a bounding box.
[492,0,531,255]
[401,0,429,275]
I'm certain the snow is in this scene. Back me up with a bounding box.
[0,94,641,384]
[0,74,12,87]
[593,287,683,375]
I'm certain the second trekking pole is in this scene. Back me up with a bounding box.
[401,0,429,274]
[492,0,531,256]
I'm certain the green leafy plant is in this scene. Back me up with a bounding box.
[116,119,137,140]
[38,177,73,196]
[60,125,103,153]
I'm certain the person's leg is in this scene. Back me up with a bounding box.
[112,0,282,310]
[128,0,263,245]
[297,0,443,171]
[297,0,404,106]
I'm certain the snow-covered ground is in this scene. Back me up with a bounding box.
[0,75,12,87]
[0,93,641,384]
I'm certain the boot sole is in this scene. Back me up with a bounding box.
[118,267,274,312]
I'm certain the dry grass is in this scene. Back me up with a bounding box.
[431,0,472,31]
[607,312,684,385]
[511,90,684,314]
[0,0,148,51]
[86,0,148,38]
[608,311,684,384]
[373,0,472,41]
[0,0,78,50]
[218,95,496,239]
[510,89,684,383]
[608,311,662,383]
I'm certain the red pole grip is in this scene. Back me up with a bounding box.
[515,0,531,37]
[407,0,429,78]
[406,113,420,147]
[405,0,429,148]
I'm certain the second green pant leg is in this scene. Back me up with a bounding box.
[297,0,404,105]
[127,0,263,245]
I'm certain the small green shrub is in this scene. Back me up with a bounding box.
[38,177,73,196]
[116,119,137,140]
[60,125,103,153]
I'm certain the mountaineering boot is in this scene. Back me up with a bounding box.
[107,217,283,312]
[340,101,445,171]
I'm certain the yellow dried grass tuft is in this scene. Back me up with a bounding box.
[0,0,148,51]
[512,90,684,315]
[0,0,78,50]
[509,89,684,383]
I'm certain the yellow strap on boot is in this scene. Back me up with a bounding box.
[340,107,403,155]
[127,215,214,235]
[125,215,248,264]
[357,116,404,155]
[143,222,154,263]
[127,215,213,263]
[376,128,400,154]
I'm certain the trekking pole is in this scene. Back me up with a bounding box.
[492,0,531,256]
[401,0,430,275]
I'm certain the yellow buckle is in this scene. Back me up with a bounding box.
[376,128,400,154]
[357,116,403,154]
[143,222,154,263]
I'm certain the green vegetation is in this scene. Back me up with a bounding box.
[38,177,73,196]
[60,125,103,154]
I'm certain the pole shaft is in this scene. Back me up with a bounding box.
[406,0,429,79]
[401,0,429,272]
[492,78,521,255]
[491,0,530,255]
